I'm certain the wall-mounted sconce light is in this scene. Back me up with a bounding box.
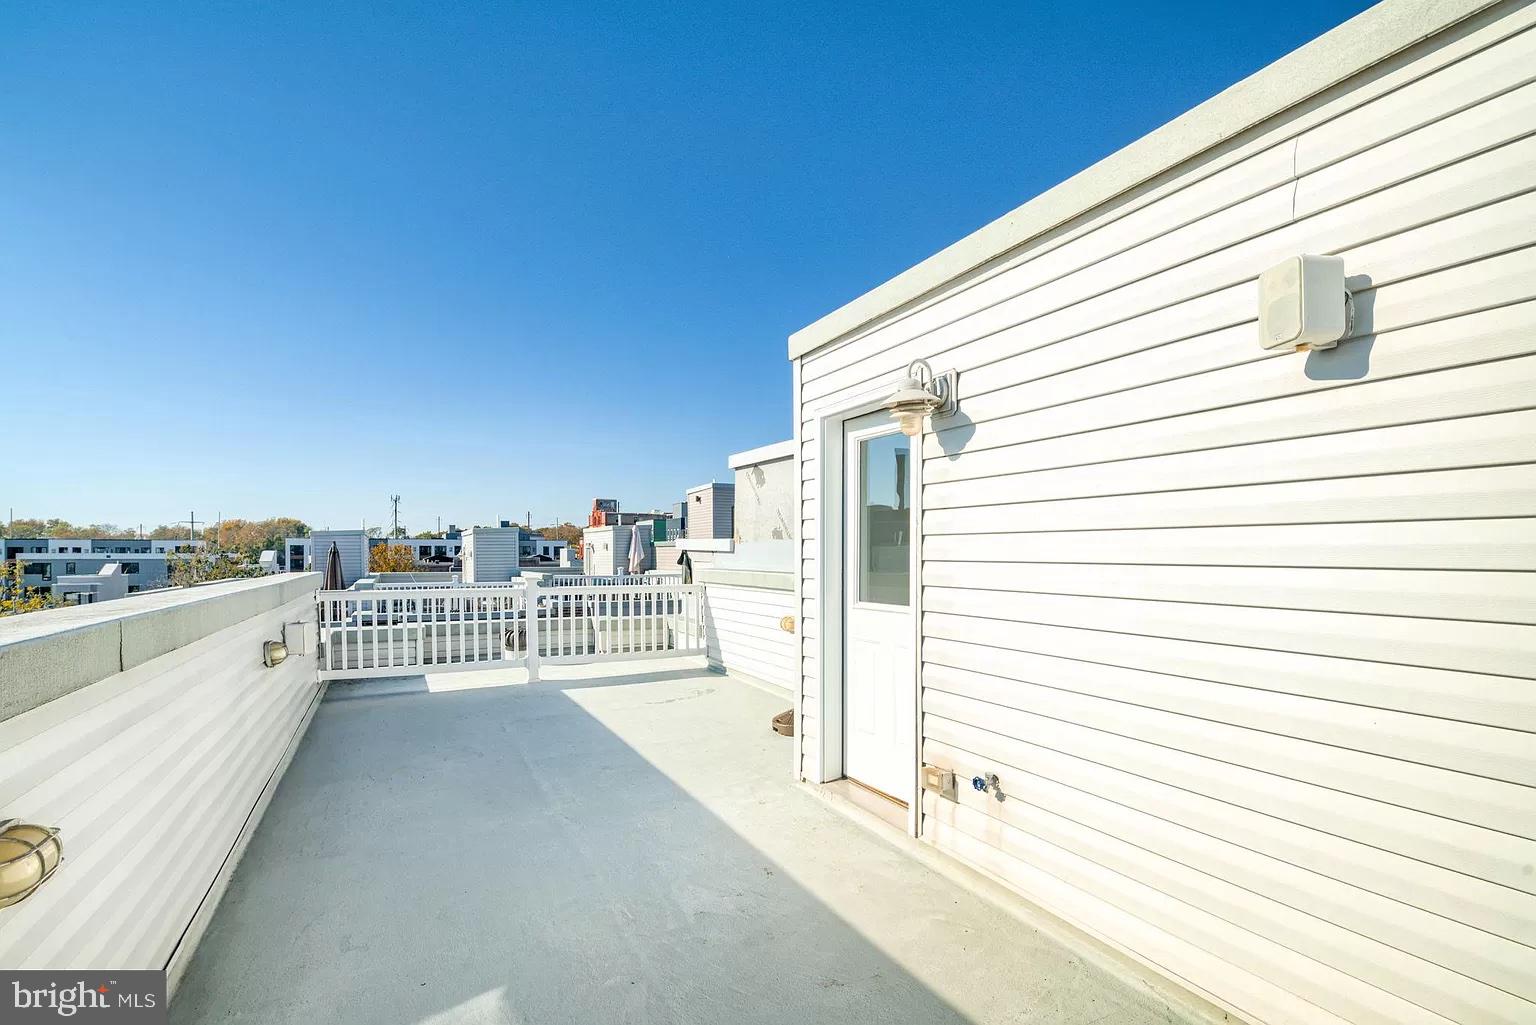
[261,640,289,667]
[1258,255,1354,352]
[0,820,62,909]
[882,358,959,437]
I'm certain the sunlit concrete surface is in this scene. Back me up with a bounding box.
[172,659,1190,1025]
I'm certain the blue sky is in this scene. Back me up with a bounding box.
[0,0,1373,533]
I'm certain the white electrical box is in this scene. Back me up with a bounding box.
[920,764,956,801]
[1257,254,1349,351]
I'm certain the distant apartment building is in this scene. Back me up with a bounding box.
[587,499,621,526]
[288,526,468,575]
[378,535,464,568]
[55,563,141,604]
[527,535,569,564]
[3,536,203,560]
[2,536,185,603]
[582,499,677,562]
[587,498,670,529]
[294,521,563,585]
[6,552,170,600]
[579,489,726,576]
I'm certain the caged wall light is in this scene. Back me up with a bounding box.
[0,819,63,908]
[882,359,959,437]
[261,640,288,667]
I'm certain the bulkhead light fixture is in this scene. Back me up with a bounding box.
[882,359,958,438]
[262,640,289,667]
[0,819,62,908]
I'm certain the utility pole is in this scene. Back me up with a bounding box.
[390,494,402,538]
[176,511,200,543]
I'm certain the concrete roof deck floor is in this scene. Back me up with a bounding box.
[172,659,1189,1025]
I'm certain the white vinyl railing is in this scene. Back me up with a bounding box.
[547,573,683,587]
[369,580,523,590]
[539,581,703,664]
[316,586,528,680]
[317,580,704,681]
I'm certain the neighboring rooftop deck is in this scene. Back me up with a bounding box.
[170,660,1184,1025]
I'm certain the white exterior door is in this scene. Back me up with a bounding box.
[842,413,915,802]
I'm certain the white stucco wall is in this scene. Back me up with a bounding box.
[730,441,795,546]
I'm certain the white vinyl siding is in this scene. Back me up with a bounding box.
[583,524,653,577]
[462,527,523,583]
[311,530,368,587]
[687,484,736,540]
[703,583,795,694]
[793,6,1536,1025]
[0,582,321,985]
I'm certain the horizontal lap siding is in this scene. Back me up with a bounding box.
[703,584,796,694]
[0,594,322,975]
[794,8,1536,1025]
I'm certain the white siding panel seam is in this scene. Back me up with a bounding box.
[798,9,1536,375]
[801,131,1536,412]
[800,40,1536,398]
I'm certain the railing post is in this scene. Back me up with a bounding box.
[315,596,326,676]
[524,576,541,683]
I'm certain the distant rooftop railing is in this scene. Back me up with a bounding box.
[548,573,682,587]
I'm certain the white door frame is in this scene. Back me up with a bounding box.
[809,378,923,837]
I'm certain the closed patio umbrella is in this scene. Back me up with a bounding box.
[322,542,344,590]
[627,523,645,576]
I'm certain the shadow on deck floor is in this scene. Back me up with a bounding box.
[172,660,1183,1025]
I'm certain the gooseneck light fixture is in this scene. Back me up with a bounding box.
[0,819,62,908]
[883,358,958,437]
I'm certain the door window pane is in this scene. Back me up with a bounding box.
[858,432,911,605]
